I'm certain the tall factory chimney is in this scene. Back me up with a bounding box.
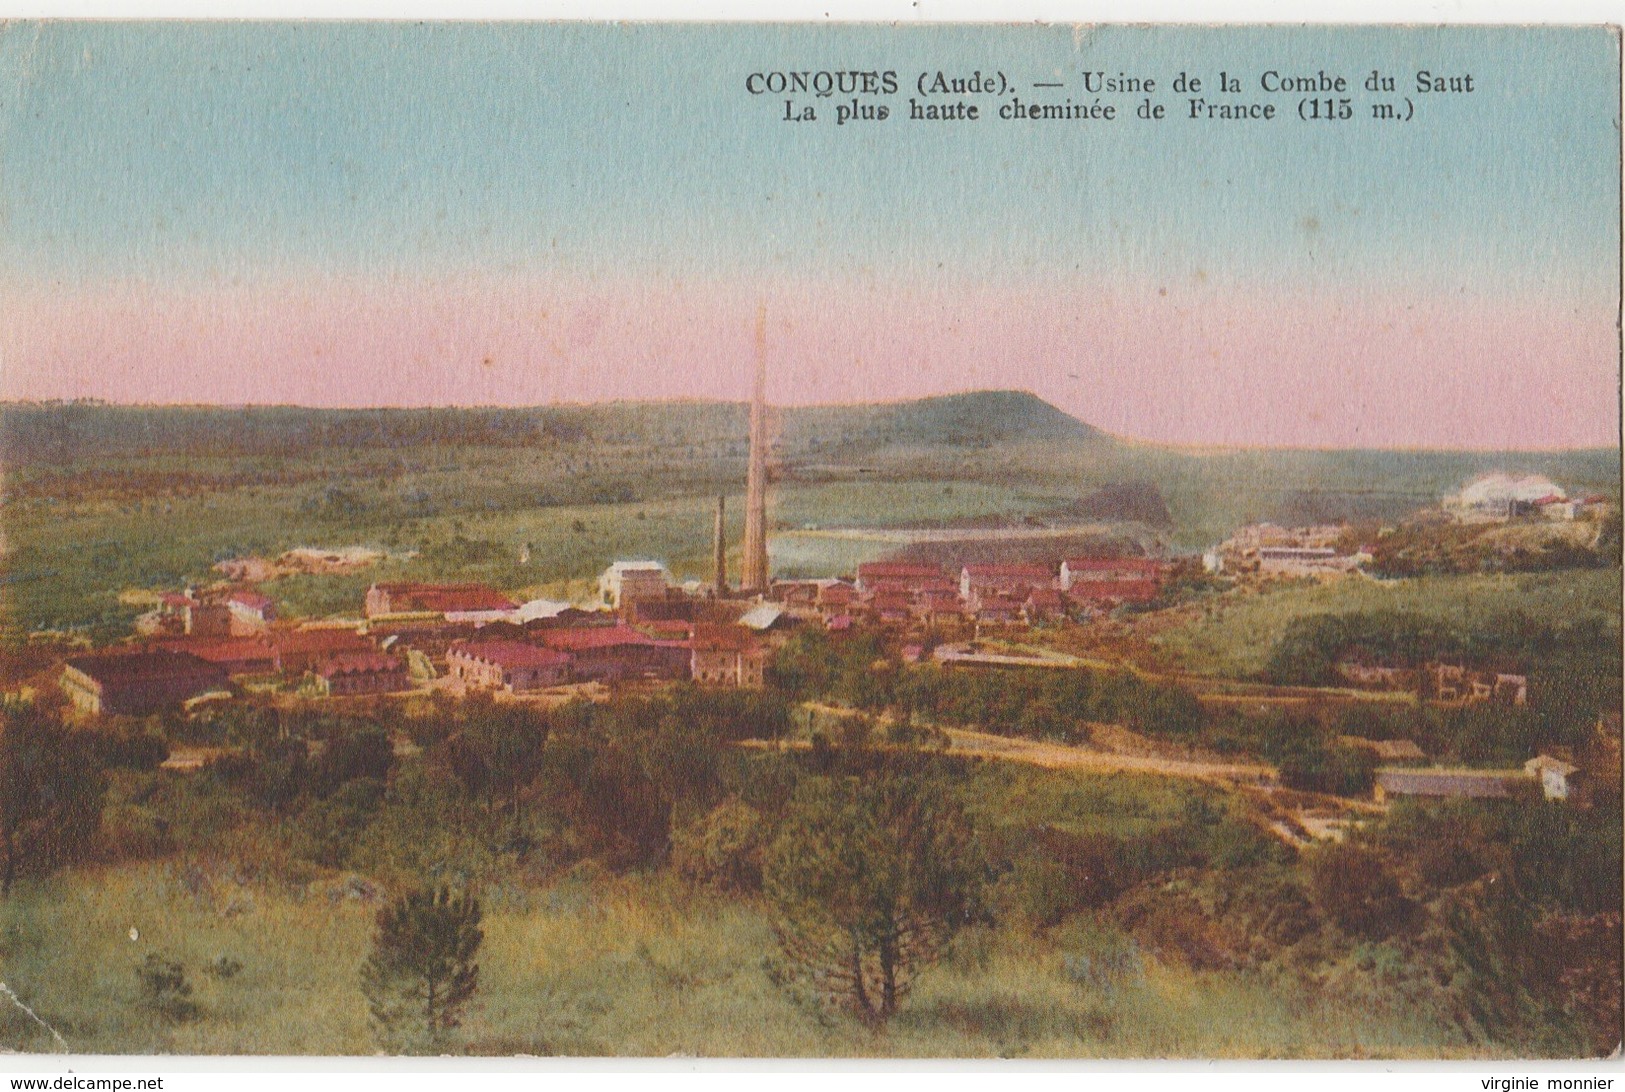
[740,303,770,594]
[712,494,728,596]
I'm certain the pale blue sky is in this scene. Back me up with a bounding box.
[1,22,1616,296]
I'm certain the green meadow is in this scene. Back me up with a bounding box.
[1154,569,1624,679]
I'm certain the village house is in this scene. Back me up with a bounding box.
[538,623,690,683]
[267,628,379,675]
[689,624,768,687]
[1022,587,1066,625]
[916,586,967,629]
[1257,546,1364,577]
[61,649,231,716]
[316,653,412,697]
[866,588,915,626]
[854,561,947,595]
[365,582,517,619]
[1427,663,1527,706]
[1373,767,1526,803]
[1213,523,1355,574]
[816,582,857,619]
[226,589,277,632]
[1335,659,1415,689]
[1059,556,1165,591]
[447,640,572,693]
[1525,755,1585,802]
[150,635,278,677]
[769,579,824,610]
[973,594,1027,631]
[959,564,1054,612]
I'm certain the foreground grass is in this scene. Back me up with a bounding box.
[0,859,1494,1059]
[1153,569,1623,679]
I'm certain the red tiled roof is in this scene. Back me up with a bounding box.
[270,629,374,654]
[229,590,275,610]
[858,562,945,580]
[319,653,407,678]
[451,641,571,669]
[1067,580,1160,602]
[870,590,912,610]
[66,648,228,684]
[962,564,1053,581]
[538,624,684,652]
[151,636,276,665]
[374,583,517,613]
[690,623,759,652]
[1063,556,1163,574]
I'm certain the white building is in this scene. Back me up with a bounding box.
[1447,473,1565,520]
[598,561,670,609]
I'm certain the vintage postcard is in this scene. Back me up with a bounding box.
[0,20,1619,1063]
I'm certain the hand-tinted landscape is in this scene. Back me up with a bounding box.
[0,21,1619,1061]
[0,392,1618,1057]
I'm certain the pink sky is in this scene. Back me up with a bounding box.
[2,274,1616,450]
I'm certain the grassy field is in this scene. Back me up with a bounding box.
[1152,569,1624,678]
[0,858,1493,1059]
[3,396,1617,636]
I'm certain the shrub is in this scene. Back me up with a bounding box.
[312,729,395,798]
[671,798,766,892]
[1309,842,1415,940]
[135,952,198,1022]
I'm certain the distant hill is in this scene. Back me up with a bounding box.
[780,390,1107,454]
[1,394,1616,551]
[0,391,1109,467]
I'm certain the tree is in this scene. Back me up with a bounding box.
[312,727,395,798]
[442,702,550,834]
[360,886,484,1054]
[764,769,984,1023]
[0,700,106,897]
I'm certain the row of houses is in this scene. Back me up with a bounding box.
[766,556,1170,634]
[68,572,779,713]
[445,621,766,693]
[61,633,415,715]
[136,585,279,639]
[1337,659,1529,706]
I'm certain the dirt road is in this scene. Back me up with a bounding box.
[939,726,1276,784]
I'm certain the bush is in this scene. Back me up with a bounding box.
[1309,842,1415,940]
[135,952,198,1022]
[1058,916,1144,997]
[671,798,766,892]
[312,729,395,798]
[97,727,170,771]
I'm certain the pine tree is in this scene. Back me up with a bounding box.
[764,770,983,1023]
[359,886,483,1054]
